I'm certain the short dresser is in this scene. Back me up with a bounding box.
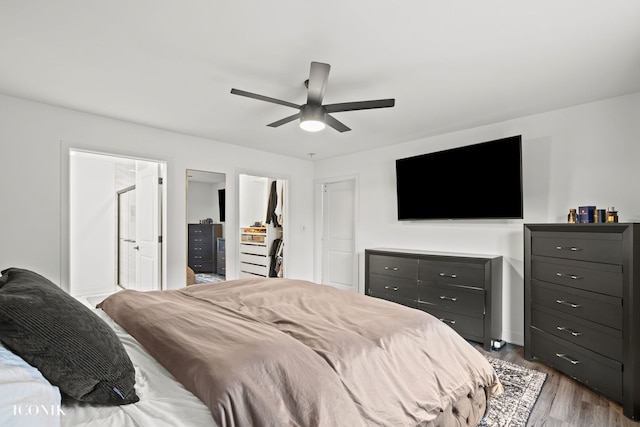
[365,248,502,351]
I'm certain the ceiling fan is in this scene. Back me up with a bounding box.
[230,61,395,133]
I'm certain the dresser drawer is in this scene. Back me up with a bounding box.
[531,306,622,361]
[368,255,418,280]
[417,305,484,342]
[190,244,212,257]
[240,252,268,266]
[240,243,268,256]
[531,257,623,297]
[369,293,419,309]
[419,284,485,317]
[190,235,212,245]
[190,261,213,272]
[531,232,623,265]
[531,280,622,329]
[418,261,485,288]
[369,274,419,301]
[530,328,622,403]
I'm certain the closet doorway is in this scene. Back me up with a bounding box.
[69,150,165,297]
[238,174,287,279]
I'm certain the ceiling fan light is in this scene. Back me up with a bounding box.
[299,104,326,132]
[300,119,325,132]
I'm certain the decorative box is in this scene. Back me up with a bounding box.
[578,206,596,223]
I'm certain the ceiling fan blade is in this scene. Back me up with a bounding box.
[324,98,395,113]
[307,62,330,105]
[267,112,300,128]
[325,114,351,133]
[230,88,300,109]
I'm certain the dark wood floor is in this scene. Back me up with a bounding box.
[472,342,640,427]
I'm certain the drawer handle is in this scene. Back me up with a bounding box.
[556,272,582,280]
[384,286,399,291]
[556,326,582,337]
[439,273,458,278]
[555,246,582,252]
[555,353,581,365]
[439,295,458,302]
[555,299,581,309]
[384,266,399,271]
[438,318,456,325]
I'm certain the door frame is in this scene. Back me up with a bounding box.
[60,141,167,295]
[313,174,359,292]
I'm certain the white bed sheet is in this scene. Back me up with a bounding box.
[62,309,216,427]
[0,343,61,427]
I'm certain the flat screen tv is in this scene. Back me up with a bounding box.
[395,135,523,220]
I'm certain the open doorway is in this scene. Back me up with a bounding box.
[69,150,165,297]
[238,174,286,279]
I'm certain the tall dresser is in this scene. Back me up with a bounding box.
[524,223,640,419]
[365,248,503,351]
[188,223,223,273]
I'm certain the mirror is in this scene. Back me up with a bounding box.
[186,170,226,286]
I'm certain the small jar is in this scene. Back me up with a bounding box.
[567,209,577,223]
[607,207,619,223]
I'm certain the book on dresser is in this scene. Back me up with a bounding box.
[524,223,640,420]
[364,248,503,351]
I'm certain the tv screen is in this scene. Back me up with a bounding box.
[395,135,523,220]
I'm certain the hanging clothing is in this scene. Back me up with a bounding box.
[265,180,279,227]
[274,180,284,226]
[269,238,283,277]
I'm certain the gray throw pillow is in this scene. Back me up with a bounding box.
[0,267,139,405]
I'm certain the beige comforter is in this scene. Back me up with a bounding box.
[98,277,502,426]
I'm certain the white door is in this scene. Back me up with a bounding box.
[135,161,161,291]
[321,179,357,292]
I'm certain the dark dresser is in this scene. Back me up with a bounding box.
[188,223,222,273]
[524,223,640,419]
[365,248,503,351]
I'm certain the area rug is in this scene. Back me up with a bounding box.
[195,273,226,284]
[480,357,547,427]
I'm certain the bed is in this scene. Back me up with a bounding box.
[0,268,503,427]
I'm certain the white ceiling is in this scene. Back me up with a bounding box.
[1,1,639,160]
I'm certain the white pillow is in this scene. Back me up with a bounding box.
[0,343,61,427]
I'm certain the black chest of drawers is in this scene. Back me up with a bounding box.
[524,223,640,419]
[365,248,503,351]
[188,224,222,273]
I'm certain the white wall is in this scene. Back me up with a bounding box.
[314,92,640,346]
[0,94,315,291]
[239,175,268,228]
[187,181,221,225]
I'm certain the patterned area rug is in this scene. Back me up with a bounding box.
[480,357,547,427]
[195,273,226,284]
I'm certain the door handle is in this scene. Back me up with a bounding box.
[133,246,140,250]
